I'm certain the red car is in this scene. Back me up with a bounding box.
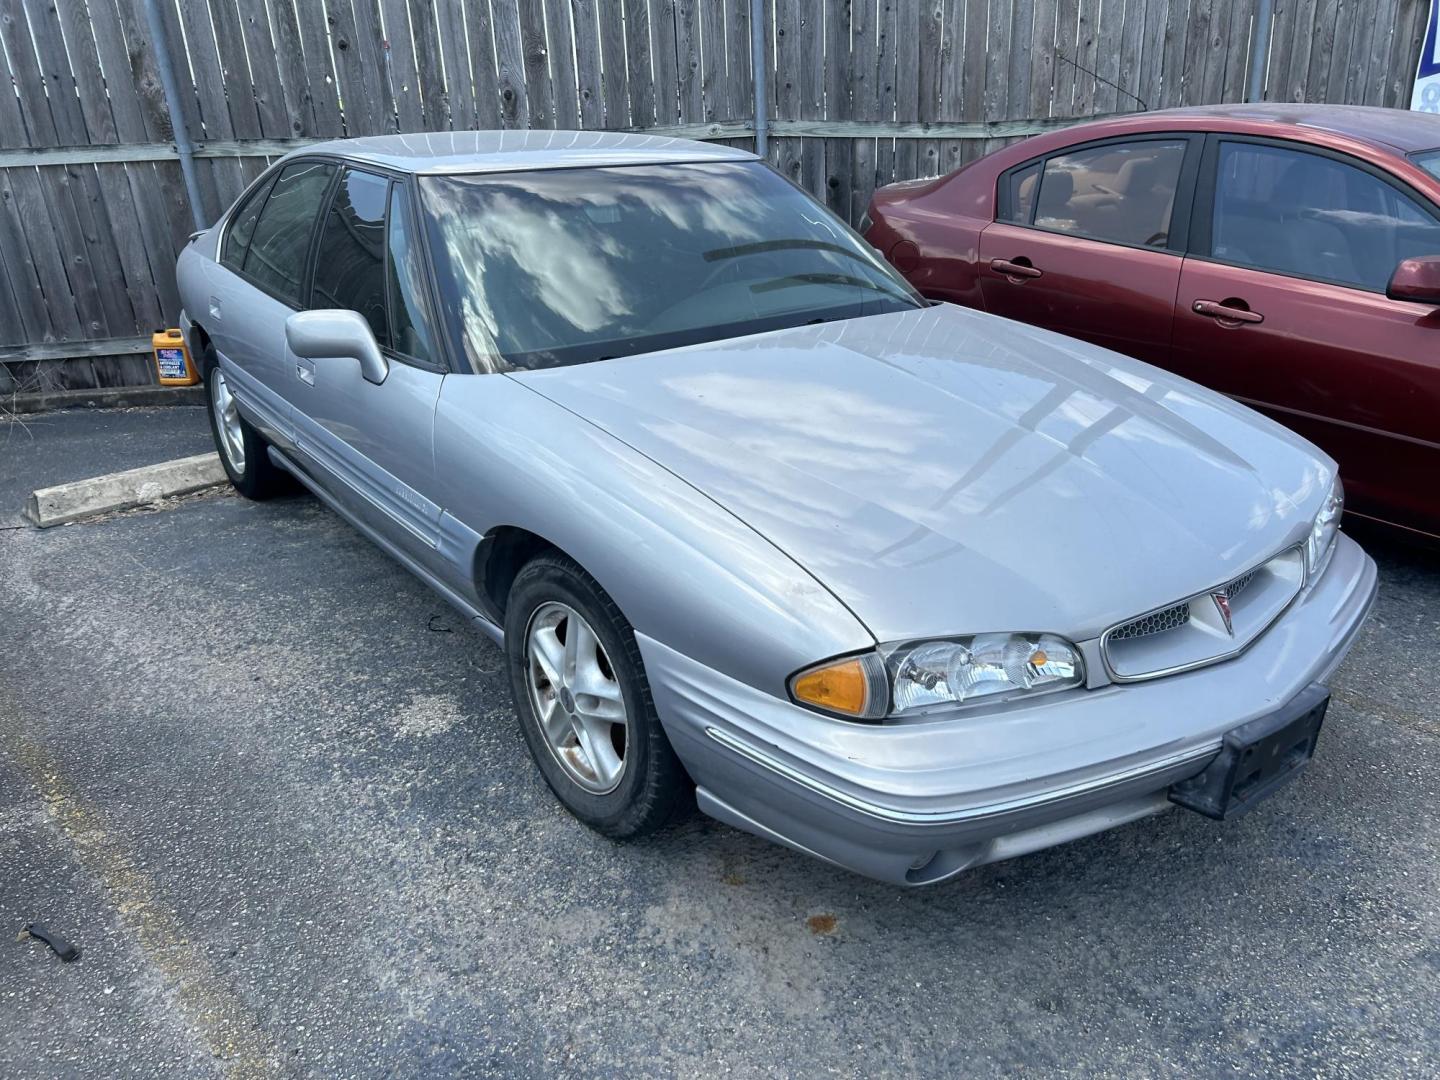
[865,104,1440,539]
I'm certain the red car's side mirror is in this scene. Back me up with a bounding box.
[1385,256,1440,304]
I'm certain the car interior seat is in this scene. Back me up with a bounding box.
[1034,169,1077,232]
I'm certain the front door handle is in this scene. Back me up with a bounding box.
[990,257,1042,281]
[1193,299,1264,325]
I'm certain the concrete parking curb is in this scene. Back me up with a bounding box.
[24,453,227,528]
[4,385,205,414]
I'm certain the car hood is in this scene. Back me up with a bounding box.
[512,304,1334,644]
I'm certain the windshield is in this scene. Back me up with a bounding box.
[419,161,924,370]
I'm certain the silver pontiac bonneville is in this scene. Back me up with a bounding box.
[177,132,1376,886]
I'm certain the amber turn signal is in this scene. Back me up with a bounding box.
[789,654,887,720]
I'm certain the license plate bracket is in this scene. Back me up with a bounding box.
[1169,683,1330,820]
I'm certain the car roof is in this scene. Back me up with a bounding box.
[289,129,758,175]
[1138,103,1440,154]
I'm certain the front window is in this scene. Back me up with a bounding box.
[1210,142,1440,291]
[420,161,923,370]
[312,168,390,343]
[242,160,336,305]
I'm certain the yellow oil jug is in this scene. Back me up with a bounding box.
[152,329,198,386]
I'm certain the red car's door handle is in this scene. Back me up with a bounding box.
[990,258,1042,280]
[1193,299,1264,324]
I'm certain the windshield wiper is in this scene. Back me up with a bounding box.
[704,238,865,263]
[750,272,915,304]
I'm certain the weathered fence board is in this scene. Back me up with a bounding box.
[0,0,1430,397]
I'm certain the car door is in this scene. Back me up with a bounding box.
[208,160,337,448]
[977,135,1201,365]
[287,168,451,568]
[1171,136,1440,536]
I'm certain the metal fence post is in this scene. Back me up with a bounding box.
[750,0,768,157]
[1247,0,1276,102]
[140,0,206,230]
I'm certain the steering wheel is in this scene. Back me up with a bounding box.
[1144,231,1167,247]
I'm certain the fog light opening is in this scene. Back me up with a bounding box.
[905,850,940,882]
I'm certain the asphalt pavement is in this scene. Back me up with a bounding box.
[0,407,1436,1078]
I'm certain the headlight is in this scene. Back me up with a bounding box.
[1305,475,1344,580]
[886,634,1084,717]
[789,633,1084,722]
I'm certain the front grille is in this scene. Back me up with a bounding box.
[1109,601,1190,641]
[1225,567,1258,599]
[1101,547,1306,682]
[1110,565,1261,643]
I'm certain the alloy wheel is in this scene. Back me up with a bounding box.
[524,601,630,794]
[210,369,246,473]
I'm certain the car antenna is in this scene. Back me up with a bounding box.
[1054,53,1149,112]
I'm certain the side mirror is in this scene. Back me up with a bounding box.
[285,309,389,385]
[1385,256,1440,305]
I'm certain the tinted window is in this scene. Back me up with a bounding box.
[221,175,275,271]
[386,184,435,362]
[421,161,922,370]
[1000,162,1040,223]
[312,168,389,344]
[1033,140,1186,247]
[1210,142,1440,291]
[1411,148,1440,181]
[244,161,336,304]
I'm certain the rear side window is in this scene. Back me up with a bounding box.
[386,185,435,363]
[1209,142,1440,292]
[220,176,275,271]
[311,168,390,345]
[1032,140,1186,247]
[243,160,336,305]
[1000,162,1040,224]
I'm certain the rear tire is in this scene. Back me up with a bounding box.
[505,553,690,839]
[202,344,285,500]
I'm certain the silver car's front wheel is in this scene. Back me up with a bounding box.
[505,553,689,838]
[210,368,245,473]
[525,601,629,794]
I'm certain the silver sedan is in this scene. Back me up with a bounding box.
[176,132,1376,886]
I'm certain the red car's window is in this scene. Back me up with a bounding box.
[1029,141,1187,248]
[1210,142,1440,292]
[1000,162,1040,224]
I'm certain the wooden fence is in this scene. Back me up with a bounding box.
[0,0,1430,397]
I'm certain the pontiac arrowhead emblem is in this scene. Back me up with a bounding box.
[1212,591,1234,636]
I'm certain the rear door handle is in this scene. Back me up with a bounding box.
[990,258,1042,280]
[1193,299,1263,324]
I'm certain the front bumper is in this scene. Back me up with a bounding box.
[640,533,1378,885]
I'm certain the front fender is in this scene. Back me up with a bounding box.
[433,372,872,698]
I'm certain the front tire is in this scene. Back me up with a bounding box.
[505,553,689,838]
[202,345,285,500]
